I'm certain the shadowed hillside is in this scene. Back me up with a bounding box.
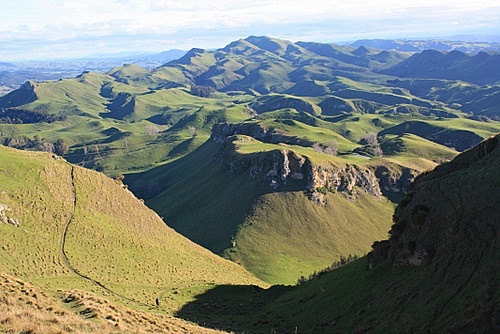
[175,134,499,333]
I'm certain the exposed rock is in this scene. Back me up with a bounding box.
[249,96,317,115]
[375,165,417,194]
[213,135,416,205]
[0,203,19,227]
[306,164,382,204]
[215,138,308,191]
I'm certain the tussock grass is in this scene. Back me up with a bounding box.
[0,271,228,333]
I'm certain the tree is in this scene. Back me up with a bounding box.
[312,140,338,156]
[360,132,378,145]
[373,145,383,157]
[312,142,323,153]
[323,140,338,156]
[54,139,69,156]
[37,141,54,153]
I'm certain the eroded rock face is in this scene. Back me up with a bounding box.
[306,164,382,205]
[249,96,316,115]
[215,140,308,191]
[213,135,417,205]
[211,123,313,147]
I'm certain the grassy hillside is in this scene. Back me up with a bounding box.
[0,36,498,333]
[0,35,499,290]
[225,191,394,284]
[0,145,265,332]
[144,135,403,284]
[174,134,499,333]
[1,36,498,177]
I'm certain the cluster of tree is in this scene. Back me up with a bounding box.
[189,84,215,97]
[0,108,66,124]
[3,135,69,156]
[312,140,338,156]
[360,132,383,157]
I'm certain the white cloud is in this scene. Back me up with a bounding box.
[0,0,498,59]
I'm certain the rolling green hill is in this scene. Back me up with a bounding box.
[1,36,498,177]
[0,35,499,333]
[0,35,499,286]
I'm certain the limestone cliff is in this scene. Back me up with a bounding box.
[211,126,418,205]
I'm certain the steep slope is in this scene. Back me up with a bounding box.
[175,134,499,333]
[0,145,264,329]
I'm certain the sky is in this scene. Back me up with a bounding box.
[0,0,499,60]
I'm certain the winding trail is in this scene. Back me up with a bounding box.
[59,164,146,306]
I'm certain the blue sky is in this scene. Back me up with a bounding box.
[1,0,499,60]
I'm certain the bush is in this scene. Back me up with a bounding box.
[296,254,359,285]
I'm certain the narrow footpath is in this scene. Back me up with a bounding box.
[59,164,145,306]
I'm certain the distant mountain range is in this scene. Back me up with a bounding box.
[383,49,500,84]
[0,49,187,93]
[350,38,500,53]
[1,37,499,93]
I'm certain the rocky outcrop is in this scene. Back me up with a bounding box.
[214,134,417,205]
[307,164,382,205]
[0,204,19,227]
[215,138,308,191]
[375,165,417,194]
[249,96,317,115]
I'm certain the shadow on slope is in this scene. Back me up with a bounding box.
[174,134,499,333]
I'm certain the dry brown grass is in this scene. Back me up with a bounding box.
[0,271,229,334]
